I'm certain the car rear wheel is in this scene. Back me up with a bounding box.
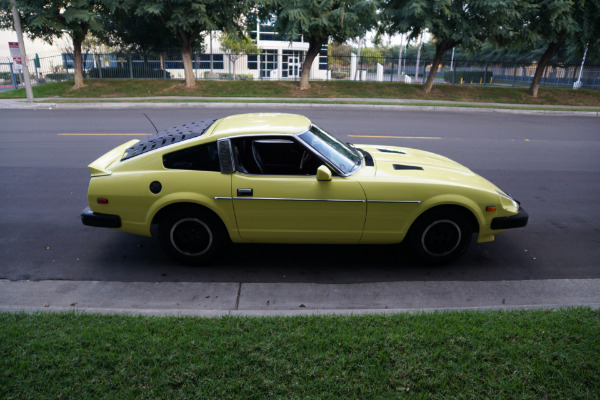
[159,209,224,265]
[409,209,473,264]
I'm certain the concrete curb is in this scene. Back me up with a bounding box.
[1,99,599,116]
[2,278,599,317]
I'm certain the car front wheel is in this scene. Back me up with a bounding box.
[159,209,224,265]
[408,209,473,264]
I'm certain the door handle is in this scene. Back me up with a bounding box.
[237,188,253,197]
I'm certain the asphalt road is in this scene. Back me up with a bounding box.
[1,106,599,286]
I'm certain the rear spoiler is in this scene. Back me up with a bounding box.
[87,139,139,176]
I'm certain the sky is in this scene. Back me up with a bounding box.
[0,30,60,59]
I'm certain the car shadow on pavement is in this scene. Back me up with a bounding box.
[78,230,531,284]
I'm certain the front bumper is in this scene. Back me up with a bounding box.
[491,207,528,230]
[81,207,121,228]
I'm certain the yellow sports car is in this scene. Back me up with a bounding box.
[81,113,527,264]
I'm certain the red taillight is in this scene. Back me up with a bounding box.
[97,198,109,204]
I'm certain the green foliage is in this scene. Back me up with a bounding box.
[134,0,252,41]
[220,33,261,56]
[331,71,350,79]
[267,0,379,44]
[0,0,118,42]
[87,67,171,79]
[100,7,179,53]
[211,73,254,80]
[45,72,69,81]
[443,70,494,84]
[359,47,383,66]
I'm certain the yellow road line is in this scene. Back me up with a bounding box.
[349,135,441,140]
[58,133,150,136]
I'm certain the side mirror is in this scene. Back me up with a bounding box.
[316,165,332,181]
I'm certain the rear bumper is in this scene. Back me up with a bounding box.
[81,207,121,228]
[491,207,528,230]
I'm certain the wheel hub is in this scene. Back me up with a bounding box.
[421,219,462,257]
[170,218,213,256]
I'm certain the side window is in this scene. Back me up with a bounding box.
[231,137,322,175]
[163,142,220,171]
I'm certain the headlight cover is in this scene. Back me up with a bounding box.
[497,190,519,212]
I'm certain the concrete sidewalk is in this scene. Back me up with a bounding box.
[0,96,599,116]
[2,278,599,316]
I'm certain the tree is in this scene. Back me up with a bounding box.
[265,0,379,90]
[220,32,261,79]
[101,8,179,55]
[0,0,117,89]
[380,0,519,93]
[514,0,600,97]
[135,0,253,88]
[359,47,383,67]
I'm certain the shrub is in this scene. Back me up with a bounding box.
[45,73,69,81]
[331,71,349,79]
[215,73,253,80]
[443,70,494,84]
[87,67,171,79]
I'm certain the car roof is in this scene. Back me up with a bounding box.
[208,113,311,139]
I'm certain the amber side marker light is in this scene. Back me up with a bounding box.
[486,206,497,212]
[97,198,109,204]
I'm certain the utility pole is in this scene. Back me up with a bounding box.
[10,0,34,102]
[414,34,423,83]
[397,34,403,80]
[573,43,588,90]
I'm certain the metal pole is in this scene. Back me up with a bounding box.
[10,0,34,102]
[573,43,588,89]
[210,31,214,74]
[450,47,455,71]
[9,63,17,89]
[415,35,422,82]
[397,34,403,81]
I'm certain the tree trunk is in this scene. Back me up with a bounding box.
[299,37,323,90]
[528,41,563,97]
[71,27,88,90]
[179,31,195,88]
[423,41,456,94]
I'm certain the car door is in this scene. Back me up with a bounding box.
[230,136,366,243]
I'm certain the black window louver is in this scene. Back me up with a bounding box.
[393,164,423,171]
[121,119,217,161]
[378,148,406,155]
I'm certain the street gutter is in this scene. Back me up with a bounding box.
[1,97,599,116]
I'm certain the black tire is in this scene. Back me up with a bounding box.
[408,209,473,264]
[158,208,224,265]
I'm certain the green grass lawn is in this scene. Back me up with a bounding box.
[1,308,598,399]
[2,79,600,107]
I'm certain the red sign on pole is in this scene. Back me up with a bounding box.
[8,41,22,70]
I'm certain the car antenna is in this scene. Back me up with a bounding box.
[143,113,159,134]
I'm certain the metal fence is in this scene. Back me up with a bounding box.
[2,50,599,91]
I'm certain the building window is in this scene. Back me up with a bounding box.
[282,50,304,78]
[197,54,224,70]
[319,44,328,71]
[248,55,258,70]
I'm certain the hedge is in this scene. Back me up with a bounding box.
[87,67,171,79]
[443,70,494,83]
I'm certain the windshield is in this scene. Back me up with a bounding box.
[298,125,363,175]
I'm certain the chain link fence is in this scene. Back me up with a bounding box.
[2,50,599,91]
